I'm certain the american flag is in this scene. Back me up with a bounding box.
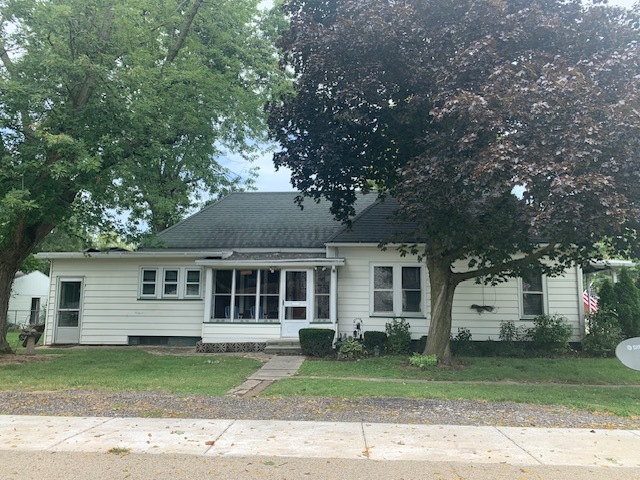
[583,285,598,314]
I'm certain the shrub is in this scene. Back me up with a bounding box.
[528,314,572,355]
[363,331,388,355]
[499,320,527,342]
[385,318,412,354]
[450,327,474,355]
[298,328,335,357]
[414,335,428,354]
[582,309,625,357]
[337,336,366,360]
[614,269,640,338]
[409,352,438,369]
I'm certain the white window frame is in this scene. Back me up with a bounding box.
[184,269,203,298]
[140,268,159,298]
[138,267,203,300]
[370,263,424,317]
[518,273,548,319]
[162,268,180,298]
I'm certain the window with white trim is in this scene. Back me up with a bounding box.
[371,264,423,316]
[140,269,158,298]
[520,273,546,318]
[185,269,202,297]
[138,267,202,299]
[163,269,179,297]
[314,268,330,321]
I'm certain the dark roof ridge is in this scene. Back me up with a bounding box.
[326,192,385,243]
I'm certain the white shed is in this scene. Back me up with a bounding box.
[8,271,49,326]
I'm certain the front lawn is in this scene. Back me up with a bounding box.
[261,355,640,417]
[0,346,262,396]
[296,355,640,385]
[264,377,640,417]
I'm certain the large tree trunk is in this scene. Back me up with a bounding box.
[423,256,460,364]
[0,254,30,354]
[0,217,55,355]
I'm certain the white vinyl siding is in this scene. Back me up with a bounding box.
[333,246,582,341]
[44,259,205,345]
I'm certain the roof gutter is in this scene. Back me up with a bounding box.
[195,258,345,268]
[37,251,232,260]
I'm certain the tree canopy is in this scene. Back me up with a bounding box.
[0,0,287,353]
[268,0,640,361]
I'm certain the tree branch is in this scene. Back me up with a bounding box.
[164,0,203,66]
[452,242,560,284]
[74,2,115,111]
[0,38,14,73]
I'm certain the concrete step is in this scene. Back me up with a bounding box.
[264,339,302,355]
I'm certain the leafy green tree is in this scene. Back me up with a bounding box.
[0,0,286,353]
[269,0,640,362]
[614,269,640,338]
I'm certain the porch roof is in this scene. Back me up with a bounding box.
[195,252,345,268]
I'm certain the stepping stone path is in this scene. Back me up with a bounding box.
[226,355,305,398]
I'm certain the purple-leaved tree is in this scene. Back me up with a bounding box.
[268,0,640,362]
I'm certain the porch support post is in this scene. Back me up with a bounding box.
[330,265,338,336]
[576,265,585,340]
[203,268,213,323]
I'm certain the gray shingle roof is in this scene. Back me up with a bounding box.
[156,192,380,249]
[328,197,422,244]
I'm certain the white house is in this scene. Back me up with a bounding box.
[39,192,590,347]
[8,271,49,326]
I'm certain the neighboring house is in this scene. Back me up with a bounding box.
[8,271,49,326]
[39,192,599,347]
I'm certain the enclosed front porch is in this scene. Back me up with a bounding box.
[197,255,342,343]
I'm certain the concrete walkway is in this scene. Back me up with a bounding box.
[226,355,304,397]
[2,415,640,468]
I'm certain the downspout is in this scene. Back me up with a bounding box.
[330,265,338,340]
[576,265,585,340]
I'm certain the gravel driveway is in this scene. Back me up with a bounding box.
[1,390,638,430]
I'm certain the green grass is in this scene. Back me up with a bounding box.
[0,346,262,395]
[261,355,640,417]
[263,378,640,417]
[297,355,640,385]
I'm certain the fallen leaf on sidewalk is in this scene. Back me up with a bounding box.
[205,440,215,446]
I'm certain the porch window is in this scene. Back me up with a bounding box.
[520,273,546,318]
[371,264,423,316]
[315,268,330,321]
[212,269,280,322]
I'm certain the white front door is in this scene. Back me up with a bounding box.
[281,270,311,338]
[54,279,83,344]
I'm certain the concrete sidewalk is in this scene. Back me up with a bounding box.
[2,415,640,468]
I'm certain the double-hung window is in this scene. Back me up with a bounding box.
[139,267,202,299]
[140,269,158,298]
[520,273,546,318]
[371,264,423,316]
